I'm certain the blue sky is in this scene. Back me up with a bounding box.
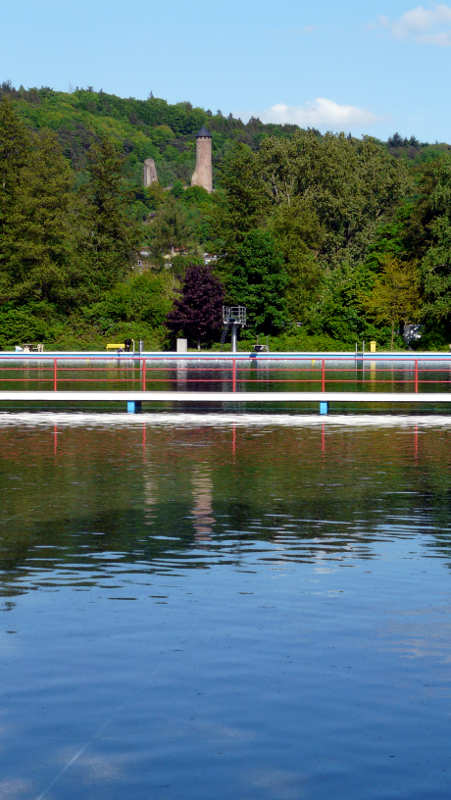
[2,0,450,141]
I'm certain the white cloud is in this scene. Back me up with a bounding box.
[0,779,33,798]
[379,4,451,45]
[241,98,379,131]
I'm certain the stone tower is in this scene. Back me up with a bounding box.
[143,158,158,187]
[191,126,212,193]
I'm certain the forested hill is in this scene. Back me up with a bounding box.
[0,83,450,352]
[0,82,301,187]
[1,82,448,188]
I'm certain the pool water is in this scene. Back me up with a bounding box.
[0,412,450,799]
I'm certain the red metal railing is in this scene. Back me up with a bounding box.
[0,355,450,394]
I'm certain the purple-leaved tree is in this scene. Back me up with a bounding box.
[166,265,224,349]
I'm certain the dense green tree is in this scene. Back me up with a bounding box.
[270,198,324,323]
[225,230,288,335]
[418,155,451,344]
[1,129,80,307]
[179,186,216,246]
[148,195,193,262]
[79,136,139,294]
[0,98,32,297]
[314,261,377,344]
[257,131,406,261]
[212,143,269,253]
[82,271,174,333]
[364,202,415,271]
[362,256,421,348]
[0,97,31,200]
[214,130,411,343]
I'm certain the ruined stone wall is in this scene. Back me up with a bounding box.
[191,136,212,193]
[143,158,158,186]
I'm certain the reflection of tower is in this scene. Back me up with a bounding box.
[191,465,214,540]
[143,158,158,187]
[191,126,212,193]
[143,469,158,524]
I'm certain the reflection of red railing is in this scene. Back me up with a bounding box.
[0,356,450,394]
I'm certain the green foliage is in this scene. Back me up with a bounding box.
[255,131,407,261]
[270,198,324,323]
[0,301,63,348]
[261,331,358,353]
[170,253,204,278]
[147,196,193,262]
[0,98,33,297]
[0,103,157,348]
[81,272,174,333]
[170,180,185,198]
[225,229,288,334]
[419,155,451,343]
[0,97,31,202]
[79,136,140,293]
[362,256,421,348]
[1,129,81,307]
[213,143,269,253]
[181,185,211,205]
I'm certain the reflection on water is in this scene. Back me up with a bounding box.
[192,465,214,541]
[0,413,450,800]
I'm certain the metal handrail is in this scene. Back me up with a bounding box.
[0,356,450,394]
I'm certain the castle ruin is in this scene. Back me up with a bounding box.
[143,127,212,193]
[143,158,158,187]
[191,126,212,193]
